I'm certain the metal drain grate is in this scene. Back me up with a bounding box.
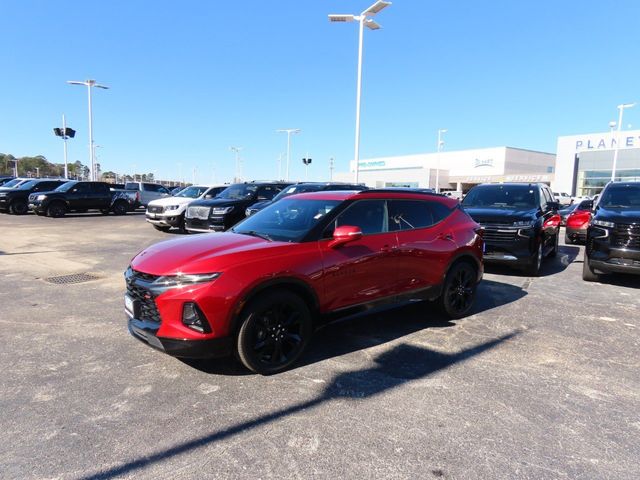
[44,273,102,285]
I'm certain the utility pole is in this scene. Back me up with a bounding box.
[329,157,334,181]
[230,146,243,182]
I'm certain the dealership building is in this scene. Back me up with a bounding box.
[333,146,556,192]
[554,129,640,197]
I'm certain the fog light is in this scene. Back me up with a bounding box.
[182,302,211,333]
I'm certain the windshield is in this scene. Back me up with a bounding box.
[16,180,39,190]
[233,198,342,242]
[2,179,24,188]
[270,184,324,202]
[175,186,208,198]
[216,184,258,200]
[598,184,640,209]
[55,181,78,192]
[462,185,538,209]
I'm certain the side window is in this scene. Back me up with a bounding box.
[326,200,388,236]
[388,200,442,231]
[74,183,90,193]
[541,188,553,209]
[158,185,169,194]
[143,183,159,192]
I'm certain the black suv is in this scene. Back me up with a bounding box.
[245,182,368,216]
[185,181,292,233]
[583,181,640,282]
[462,183,561,275]
[0,179,66,214]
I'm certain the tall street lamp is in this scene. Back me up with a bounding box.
[67,79,109,181]
[230,146,243,182]
[436,129,447,193]
[329,0,392,184]
[276,129,301,181]
[611,102,635,181]
[53,114,76,179]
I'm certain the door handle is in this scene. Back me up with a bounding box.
[438,232,454,241]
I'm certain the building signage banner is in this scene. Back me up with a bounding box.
[474,158,494,168]
[575,135,640,151]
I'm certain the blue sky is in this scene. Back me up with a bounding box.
[2,1,639,183]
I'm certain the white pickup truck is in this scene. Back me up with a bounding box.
[125,182,171,207]
[145,184,228,232]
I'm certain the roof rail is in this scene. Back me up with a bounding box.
[357,188,441,197]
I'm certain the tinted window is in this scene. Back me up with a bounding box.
[125,183,139,190]
[217,184,259,200]
[55,181,78,192]
[73,183,90,193]
[143,183,162,192]
[256,186,280,200]
[388,200,452,231]
[462,185,538,209]
[176,186,208,198]
[599,184,640,208]
[328,200,388,236]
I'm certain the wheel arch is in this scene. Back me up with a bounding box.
[229,277,320,336]
[443,251,482,284]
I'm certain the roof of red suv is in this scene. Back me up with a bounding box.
[289,189,458,207]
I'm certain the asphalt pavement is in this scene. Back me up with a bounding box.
[0,212,638,479]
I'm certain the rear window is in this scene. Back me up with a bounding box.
[125,183,139,190]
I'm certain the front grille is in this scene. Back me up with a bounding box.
[481,224,519,243]
[612,223,640,249]
[187,206,211,220]
[147,205,164,214]
[126,270,161,323]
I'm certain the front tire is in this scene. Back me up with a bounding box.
[9,200,28,215]
[438,262,477,319]
[47,202,66,218]
[526,242,543,276]
[548,230,559,258]
[112,200,128,216]
[236,290,312,375]
[582,251,600,282]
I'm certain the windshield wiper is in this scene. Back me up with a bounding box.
[239,230,273,241]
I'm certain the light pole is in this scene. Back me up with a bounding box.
[302,155,312,181]
[67,79,109,181]
[276,129,301,181]
[436,129,447,193]
[230,146,243,182]
[329,157,335,181]
[611,102,635,181]
[53,114,76,179]
[329,1,392,184]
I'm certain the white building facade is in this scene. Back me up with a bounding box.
[554,129,640,197]
[334,147,555,192]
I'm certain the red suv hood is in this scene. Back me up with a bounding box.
[131,233,271,275]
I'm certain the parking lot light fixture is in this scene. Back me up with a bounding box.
[328,1,392,184]
[436,129,447,193]
[67,79,110,181]
[276,129,301,181]
[611,102,636,181]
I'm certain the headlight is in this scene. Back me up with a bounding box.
[211,206,234,214]
[149,272,221,293]
[593,219,615,228]
[245,208,252,216]
[37,194,46,200]
[513,220,534,227]
[165,205,180,211]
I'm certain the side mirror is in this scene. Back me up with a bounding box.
[205,194,214,199]
[329,225,363,249]
[548,201,560,211]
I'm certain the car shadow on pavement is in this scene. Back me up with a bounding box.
[52,211,146,218]
[81,331,519,480]
[185,279,526,376]
[484,245,581,277]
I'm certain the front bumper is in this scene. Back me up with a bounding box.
[185,217,226,233]
[482,228,537,266]
[145,212,182,227]
[128,317,232,358]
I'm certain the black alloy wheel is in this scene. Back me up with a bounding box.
[9,200,28,215]
[439,262,477,319]
[47,202,66,218]
[112,201,128,216]
[236,290,312,375]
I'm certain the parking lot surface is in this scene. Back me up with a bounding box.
[1,212,639,479]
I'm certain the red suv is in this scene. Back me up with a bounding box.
[125,190,484,374]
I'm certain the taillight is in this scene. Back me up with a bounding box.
[543,214,561,228]
[566,211,592,228]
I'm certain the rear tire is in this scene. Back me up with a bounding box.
[582,251,600,282]
[437,261,477,319]
[47,202,66,218]
[153,225,171,232]
[9,200,28,215]
[236,290,312,375]
[112,200,128,216]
